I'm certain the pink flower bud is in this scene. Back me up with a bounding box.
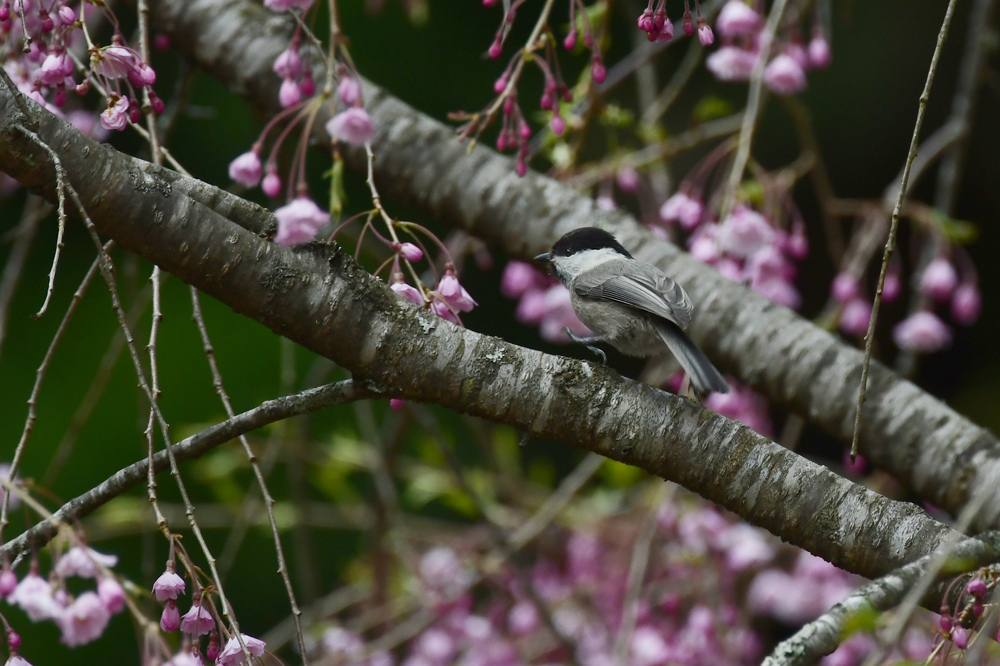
[488,39,502,59]
[564,30,577,50]
[390,398,405,409]
[262,167,281,198]
[154,33,170,51]
[299,72,316,97]
[952,283,981,325]
[493,75,507,94]
[591,61,606,83]
[831,273,860,304]
[839,298,872,337]
[952,626,968,649]
[967,577,987,597]
[616,167,639,192]
[883,271,902,302]
[808,32,832,68]
[279,78,301,108]
[390,281,423,305]
[160,600,181,633]
[698,23,714,46]
[337,75,361,106]
[273,47,302,79]
[274,197,329,246]
[396,242,423,262]
[550,114,565,135]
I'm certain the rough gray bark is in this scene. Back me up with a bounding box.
[0,81,982,583]
[146,0,1000,531]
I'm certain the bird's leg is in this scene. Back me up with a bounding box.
[565,328,607,365]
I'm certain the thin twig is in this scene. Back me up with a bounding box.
[724,0,791,214]
[0,184,106,542]
[189,286,310,664]
[2,379,374,566]
[849,0,958,459]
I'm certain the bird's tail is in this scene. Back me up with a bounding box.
[654,320,729,399]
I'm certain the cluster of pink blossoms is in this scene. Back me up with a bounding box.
[308,497,936,666]
[830,252,980,353]
[227,1,375,246]
[1,0,163,133]
[636,0,715,46]
[151,558,267,665]
[704,0,831,95]
[1,545,125,652]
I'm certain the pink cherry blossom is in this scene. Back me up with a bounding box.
[97,576,126,614]
[165,651,204,666]
[228,150,262,187]
[100,96,129,131]
[11,573,62,621]
[659,191,703,229]
[919,258,958,301]
[274,197,329,246]
[437,273,477,313]
[715,1,762,38]
[764,54,807,95]
[55,545,118,579]
[217,634,266,666]
[263,0,313,11]
[717,206,775,258]
[831,273,860,304]
[391,280,424,305]
[153,569,186,601]
[893,311,952,353]
[59,591,112,646]
[706,46,757,81]
[0,566,16,596]
[501,261,546,298]
[839,298,872,337]
[180,603,215,636]
[326,107,374,146]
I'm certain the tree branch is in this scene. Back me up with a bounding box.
[143,0,1000,531]
[0,84,989,586]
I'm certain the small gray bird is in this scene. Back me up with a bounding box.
[536,227,729,398]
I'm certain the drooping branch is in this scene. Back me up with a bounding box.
[0,82,984,584]
[0,380,375,565]
[146,0,1000,531]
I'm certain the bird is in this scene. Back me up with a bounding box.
[535,227,729,398]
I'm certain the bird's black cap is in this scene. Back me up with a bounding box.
[549,227,633,259]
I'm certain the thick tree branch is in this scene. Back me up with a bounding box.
[0,84,985,584]
[144,0,1000,530]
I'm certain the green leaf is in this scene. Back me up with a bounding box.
[931,209,979,244]
[692,96,735,124]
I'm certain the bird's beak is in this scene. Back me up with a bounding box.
[534,252,551,262]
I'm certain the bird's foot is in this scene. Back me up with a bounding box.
[566,328,607,365]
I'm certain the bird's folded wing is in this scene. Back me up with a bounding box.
[573,265,693,328]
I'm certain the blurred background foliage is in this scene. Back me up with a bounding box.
[0,0,999,662]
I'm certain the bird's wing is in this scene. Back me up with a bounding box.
[573,262,694,328]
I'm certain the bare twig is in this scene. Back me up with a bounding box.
[1,379,375,566]
[849,0,958,459]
